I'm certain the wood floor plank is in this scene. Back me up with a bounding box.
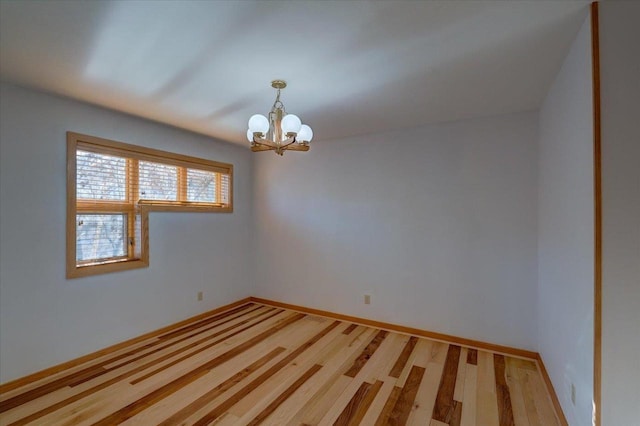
[345,379,383,426]
[432,344,462,422]
[1,303,564,426]
[494,354,516,426]
[505,358,531,426]
[374,385,402,426]
[467,348,478,366]
[519,368,542,426]
[343,330,388,378]
[342,324,358,335]
[508,357,538,371]
[387,365,426,425]
[359,379,395,425]
[324,382,364,426]
[524,369,560,426]
[405,359,445,425]
[209,412,241,425]
[297,376,352,426]
[476,350,500,426]
[333,381,372,426]
[453,347,468,402]
[460,364,478,426]
[450,400,463,426]
[389,336,418,378]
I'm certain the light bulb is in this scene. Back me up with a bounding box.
[247,129,254,142]
[281,114,302,135]
[248,114,269,134]
[297,124,313,143]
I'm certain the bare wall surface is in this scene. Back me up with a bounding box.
[0,83,253,383]
[599,2,640,424]
[253,112,539,351]
[537,15,593,426]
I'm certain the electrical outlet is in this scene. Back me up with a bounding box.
[364,294,371,305]
[197,291,203,301]
[571,383,576,405]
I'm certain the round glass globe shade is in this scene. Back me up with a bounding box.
[248,114,269,134]
[297,124,313,142]
[281,114,302,135]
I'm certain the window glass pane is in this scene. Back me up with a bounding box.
[77,150,127,200]
[139,161,177,201]
[76,214,127,262]
[187,169,216,202]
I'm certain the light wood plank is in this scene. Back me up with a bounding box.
[460,364,478,426]
[453,347,468,402]
[524,369,560,426]
[505,358,531,426]
[476,351,500,426]
[358,379,396,425]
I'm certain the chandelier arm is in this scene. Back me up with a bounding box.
[279,136,298,149]
[284,143,310,152]
[253,137,279,149]
[251,144,274,152]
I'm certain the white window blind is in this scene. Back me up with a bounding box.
[76,214,127,263]
[139,161,178,201]
[76,151,127,201]
[187,168,217,203]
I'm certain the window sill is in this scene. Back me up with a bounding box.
[137,201,233,213]
[67,258,148,279]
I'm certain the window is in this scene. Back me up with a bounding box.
[67,132,233,278]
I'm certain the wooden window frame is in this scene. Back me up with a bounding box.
[67,132,233,279]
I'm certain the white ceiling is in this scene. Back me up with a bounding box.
[0,0,589,146]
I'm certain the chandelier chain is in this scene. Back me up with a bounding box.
[272,88,285,111]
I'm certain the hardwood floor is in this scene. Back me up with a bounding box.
[0,302,561,425]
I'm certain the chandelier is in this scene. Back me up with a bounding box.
[247,80,313,155]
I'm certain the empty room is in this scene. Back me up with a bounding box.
[0,1,637,425]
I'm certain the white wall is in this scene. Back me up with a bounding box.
[253,112,539,350]
[537,15,593,426]
[0,83,253,383]
[599,2,640,424]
